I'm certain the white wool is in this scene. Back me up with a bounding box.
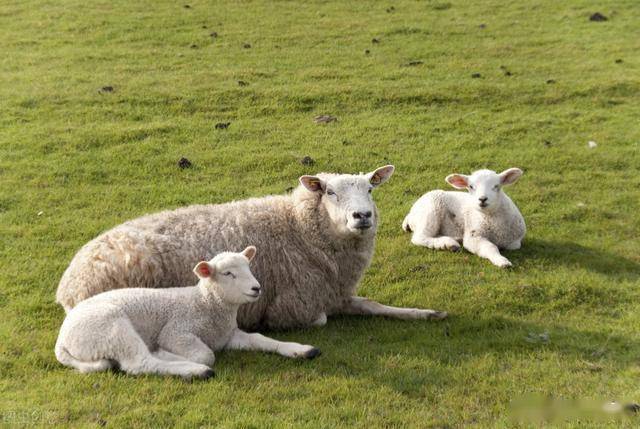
[403,168,526,268]
[55,248,320,379]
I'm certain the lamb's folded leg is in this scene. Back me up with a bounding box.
[158,333,216,367]
[340,296,448,320]
[464,235,512,267]
[226,329,321,359]
[153,349,189,362]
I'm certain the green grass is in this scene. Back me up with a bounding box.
[1,0,640,426]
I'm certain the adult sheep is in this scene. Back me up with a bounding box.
[56,165,448,330]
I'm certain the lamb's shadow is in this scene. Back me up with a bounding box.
[219,314,639,397]
[508,238,640,281]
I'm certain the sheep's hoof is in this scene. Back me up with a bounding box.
[449,245,460,252]
[199,369,216,380]
[303,348,322,360]
[430,311,448,320]
[184,369,215,382]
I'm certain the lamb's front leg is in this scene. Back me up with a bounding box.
[340,296,448,320]
[226,329,321,359]
[464,235,512,267]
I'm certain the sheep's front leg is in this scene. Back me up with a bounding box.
[464,235,512,267]
[158,333,216,367]
[340,296,448,320]
[226,329,321,359]
[311,312,327,327]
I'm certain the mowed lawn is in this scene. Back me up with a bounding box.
[1,0,639,426]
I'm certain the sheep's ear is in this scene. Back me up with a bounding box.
[299,175,325,193]
[499,168,523,186]
[368,165,395,187]
[242,246,257,261]
[194,261,215,279]
[446,174,469,189]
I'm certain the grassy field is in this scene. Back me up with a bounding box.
[1,0,640,426]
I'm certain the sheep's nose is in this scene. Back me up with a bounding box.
[251,286,261,293]
[479,197,488,203]
[352,211,372,219]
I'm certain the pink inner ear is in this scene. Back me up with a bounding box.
[501,170,520,185]
[450,176,468,188]
[198,262,210,277]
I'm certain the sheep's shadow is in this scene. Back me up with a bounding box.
[218,314,640,398]
[507,238,640,281]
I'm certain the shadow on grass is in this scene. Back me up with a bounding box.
[290,313,640,397]
[509,238,640,281]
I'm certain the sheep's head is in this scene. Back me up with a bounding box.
[446,168,523,212]
[299,165,395,237]
[193,246,261,305]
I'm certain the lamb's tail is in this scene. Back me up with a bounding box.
[55,342,113,373]
[402,216,412,232]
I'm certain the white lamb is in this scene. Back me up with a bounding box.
[402,168,526,268]
[55,246,320,380]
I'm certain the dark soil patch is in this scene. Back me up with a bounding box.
[178,157,192,169]
[215,122,230,130]
[300,156,315,166]
[589,12,607,22]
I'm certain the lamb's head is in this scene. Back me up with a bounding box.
[193,246,261,305]
[299,165,395,237]
[446,168,523,212]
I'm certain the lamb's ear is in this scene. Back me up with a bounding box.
[299,175,325,193]
[242,246,257,261]
[193,261,215,279]
[499,168,523,186]
[445,174,469,189]
[367,165,395,187]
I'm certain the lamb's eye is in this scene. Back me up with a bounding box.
[327,190,336,196]
[222,271,235,278]
[493,185,500,191]
[469,185,475,190]
[368,188,372,194]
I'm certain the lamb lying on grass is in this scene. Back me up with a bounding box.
[55,247,320,380]
[402,168,526,268]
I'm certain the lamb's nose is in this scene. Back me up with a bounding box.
[251,286,261,293]
[352,211,372,219]
[479,197,488,203]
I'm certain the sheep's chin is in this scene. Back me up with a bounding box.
[345,224,375,237]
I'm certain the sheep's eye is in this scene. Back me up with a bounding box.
[222,271,235,278]
[469,185,475,190]
[493,185,500,191]
[368,188,372,194]
[327,190,336,196]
